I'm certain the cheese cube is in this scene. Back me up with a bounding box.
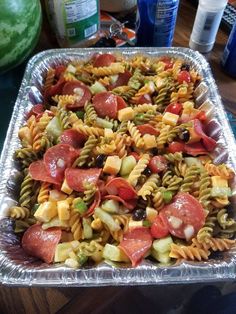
[66,64,76,73]
[61,179,73,194]
[211,176,228,188]
[104,128,114,139]
[143,134,157,149]
[57,200,70,220]
[118,107,134,122]
[34,201,57,223]
[103,156,122,175]
[155,77,165,90]
[49,189,67,201]
[162,112,179,126]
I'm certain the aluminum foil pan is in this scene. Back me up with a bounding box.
[1,47,236,286]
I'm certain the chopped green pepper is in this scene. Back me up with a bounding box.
[74,199,88,214]
[143,220,151,227]
[78,253,88,266]
[76,111,85,119]
[162,191,173,204]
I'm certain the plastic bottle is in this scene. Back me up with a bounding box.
[189,0,228,53]
[45,0,100,48]
[221,21,236,78]
[136,0,180,47]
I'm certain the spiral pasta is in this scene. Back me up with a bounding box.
[180,165,200,193]
[169,243,210,261]
[127,121,144,148]
[128,154,150,187]
[138,174,160,200]
[73,136,98,167]
[9,206,30,220]
[86,63,125,76]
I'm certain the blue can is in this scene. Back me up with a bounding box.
[221,21,236,78]
[136,0,179,47]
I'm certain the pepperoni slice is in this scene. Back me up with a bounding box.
[159,193,205,240]
[119,227,152,267]
[193,119,217,152]
[93,53,116,67]
[184,142,209,156]
[22,224,62,264]
[103,195,137,210]
[65,168,102,192]
[60,129,86,149]
[54,65,66,79]
[44,76,66,98]
[109,71,132,89]
[29,160,59,185]
[105,177,137,200]
[26,104,44,119]
[137,124,160,136]
[116,95,127,110]
[44,144,78,183]
[92,92,119,119]
[62,81,92,109]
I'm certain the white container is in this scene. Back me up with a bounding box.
[189,0,228,53]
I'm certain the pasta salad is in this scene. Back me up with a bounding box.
[9,53,236,268]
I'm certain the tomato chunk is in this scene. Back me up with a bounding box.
[165,103,183,115]
[177,70,191,84]
[168,141,185,153]
[151,216,169,239]
[159,193,205,240]
[148,156,168,173]
[105,177,137,200]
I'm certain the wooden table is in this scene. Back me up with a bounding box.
[1,1,236,313]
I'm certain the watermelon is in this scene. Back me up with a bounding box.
[0,0,42,73]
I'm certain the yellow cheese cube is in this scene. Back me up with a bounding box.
[155,76,165,90]
[118,107,135,122]
[103,156,122,175]
[34,201,57,223]
[162,112,179,126]
[211,176,228,187]
[57,200,70,221]
[104,128,114,139]
[61,179,73,194]
[143,134,157,149]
